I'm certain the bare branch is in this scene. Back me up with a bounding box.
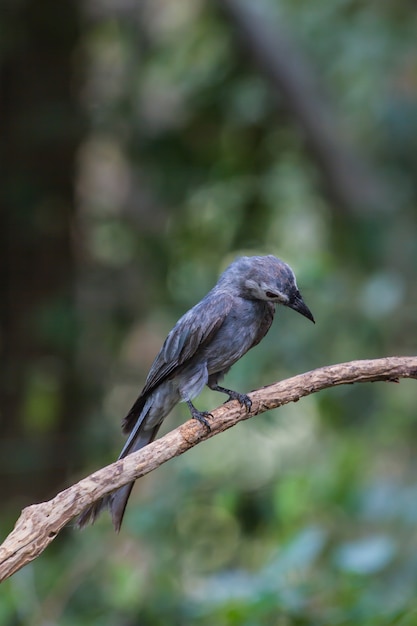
[1,356,416,582]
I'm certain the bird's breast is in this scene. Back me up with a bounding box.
[204,299,273,373]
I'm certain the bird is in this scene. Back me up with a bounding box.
[77,255,314,531]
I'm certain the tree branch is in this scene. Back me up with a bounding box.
[1,356,416,582]
[218,0,391,214]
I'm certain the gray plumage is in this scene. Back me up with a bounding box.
[77,255,314,531]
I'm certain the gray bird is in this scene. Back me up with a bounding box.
[78,255,314,531]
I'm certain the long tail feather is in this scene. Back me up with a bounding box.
[77,423,161,531]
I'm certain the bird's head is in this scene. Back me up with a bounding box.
[222,255,315,323]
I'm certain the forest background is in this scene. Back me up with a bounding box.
[1,0,417,624]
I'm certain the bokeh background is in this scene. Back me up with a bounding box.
[1,0,417,624]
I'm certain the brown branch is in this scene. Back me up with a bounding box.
[1,356,416,582]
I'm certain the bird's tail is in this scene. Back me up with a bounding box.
[77,407,161,532]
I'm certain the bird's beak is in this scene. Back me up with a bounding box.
[288,291,315,323]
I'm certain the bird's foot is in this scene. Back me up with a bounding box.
[186,400,212,431]
[225,389,252,412]
[210,384,252,412]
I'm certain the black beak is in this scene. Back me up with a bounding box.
[288,291,315,323]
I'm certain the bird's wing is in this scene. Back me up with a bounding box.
[143,290,234,394]
[122,290,234,433]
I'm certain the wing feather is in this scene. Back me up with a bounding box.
[144,290,234,393]
[122,290,234,433]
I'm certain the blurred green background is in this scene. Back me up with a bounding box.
[1,0,417,624]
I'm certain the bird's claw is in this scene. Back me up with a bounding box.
[226,391,252,412]
[191,408,213,431]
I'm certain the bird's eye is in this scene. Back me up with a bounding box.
[265,291,279,298]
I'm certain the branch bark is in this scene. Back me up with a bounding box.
[1,356,416,582]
